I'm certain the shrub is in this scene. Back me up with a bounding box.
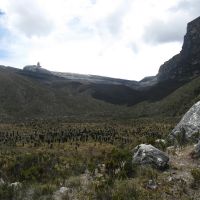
[105,148,137,179]
[112,180,139,200]
[32,184,56,199]
[191,168,200,189]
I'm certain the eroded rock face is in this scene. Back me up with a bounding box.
[157,16,200,81]
[170,101,200,141]
[132,144,169,169]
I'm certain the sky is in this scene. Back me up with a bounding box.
[0,0,200,80]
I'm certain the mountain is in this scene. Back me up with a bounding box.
[0,16,200,121]
[157,16,200,81]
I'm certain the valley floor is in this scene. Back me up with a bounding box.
[0,118,200,200]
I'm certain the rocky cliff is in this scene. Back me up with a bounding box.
[157,16,200,81]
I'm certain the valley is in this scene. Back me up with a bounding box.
[0,15,200,200]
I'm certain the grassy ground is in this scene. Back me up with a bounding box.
[0,118,199,199]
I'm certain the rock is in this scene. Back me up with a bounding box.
[9,182,22,189]
[53,187,70,200]
[190,141,200,158]
[157,16,200,81]
[146,179,158,190]
[59,187,69,194]
[166,146,177,155]
[170,101,200,142]
[132,144,169,169]
[167,176,174,182]
[23,65,51,75]
[155,139,166,144]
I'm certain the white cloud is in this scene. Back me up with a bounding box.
[0,0,198,80]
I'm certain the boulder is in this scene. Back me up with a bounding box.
[170,101,200,142]
[132,144,169,169]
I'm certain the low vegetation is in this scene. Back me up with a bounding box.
[1,117,200,199]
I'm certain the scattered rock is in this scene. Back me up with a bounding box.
[132,144,169,169]
[146,179,158,190]
[166,146,177,155]
[167,176,174,182]
[80,170,93,189]
[59,187,69,194]
[54,187,70,200]
[155,139,166,144]
[169,101,200,143]
[9,182,22,189]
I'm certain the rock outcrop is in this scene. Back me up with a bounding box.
[157,16,200,81]
[170,101,200,142]
[132,144,169,169]
[23,64,51,74]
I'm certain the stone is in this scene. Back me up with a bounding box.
[53,187,70,200]
[155,139,166,144]
[169,101,200,142]
[9,182,22,189]
[132,144,169,169]
[190,141,200,158]
[166,146,177,155]
[146,179,158,190]
[59,187,69,194]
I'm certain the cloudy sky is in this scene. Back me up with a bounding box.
[0,0,199,80]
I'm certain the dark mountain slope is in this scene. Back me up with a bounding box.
[0,61,199,121]
[0,66,125,121]
[129,76,200,118]
[0,17,200,120]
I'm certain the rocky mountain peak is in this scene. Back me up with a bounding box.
[157,16,200,81]
[181,16,200,62]
[23,63,51,74]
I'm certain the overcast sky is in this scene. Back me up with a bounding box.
[0,0,199,80]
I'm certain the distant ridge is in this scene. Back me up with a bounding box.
[0,17,200,121]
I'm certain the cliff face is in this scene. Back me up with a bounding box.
[158,17,200,81]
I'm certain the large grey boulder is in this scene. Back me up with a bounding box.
[132,144,169,169]
[170,101,200,142]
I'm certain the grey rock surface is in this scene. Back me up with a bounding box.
[132,144,169,169]
[170,101,200,141]
[157,16,200,81]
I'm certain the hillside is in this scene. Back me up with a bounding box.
[0,17,200,121]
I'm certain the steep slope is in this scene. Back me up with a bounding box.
[157,16,200,81]
[129,76,200,118]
